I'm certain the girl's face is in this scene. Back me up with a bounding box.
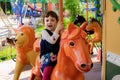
[44,16,58,31]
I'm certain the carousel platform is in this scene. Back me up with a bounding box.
[0,48,102,80]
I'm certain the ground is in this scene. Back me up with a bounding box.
[0,48,102,80]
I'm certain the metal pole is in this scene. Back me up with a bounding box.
[86,0,88,22]
[59,0,63,23]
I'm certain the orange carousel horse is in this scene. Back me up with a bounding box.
[50,22,93,80]
[86,18,102,42]
[86,18,102,55]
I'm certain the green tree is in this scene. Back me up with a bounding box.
[64,0,79,22]
[0,2,12,14]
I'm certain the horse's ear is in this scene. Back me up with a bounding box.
[80,22,88,30]
[81,30,87,39]
[68,22,77,34]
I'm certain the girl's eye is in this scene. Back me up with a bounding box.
[46,20,49,22]
[51,19,55,22]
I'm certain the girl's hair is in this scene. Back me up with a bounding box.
[43,11,59,23]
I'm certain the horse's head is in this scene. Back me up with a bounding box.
[86,18,101,31]
[86,18,102,42]
[61,22,93,72]
[14,25,36,48]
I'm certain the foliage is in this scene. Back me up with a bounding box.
[35,24,45,37]
[63,0,97,22]
[36,0,48,3]
[79,2,87,17]
[79,0,94,3]
[64,0,80,22]
[87,34,102,47]
[0,45,16,62]
[63,17,71,28]
[50,0,58,4]
[0,2,12,14]
[79,0,95,3]
[0,0,11,2]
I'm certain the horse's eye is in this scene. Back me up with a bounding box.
[70,42,75,46]
[21,33,23,36]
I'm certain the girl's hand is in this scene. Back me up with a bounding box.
[58,22,64,31]
[55,22,64,34]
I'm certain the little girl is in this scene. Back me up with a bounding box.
[40,11,64,80]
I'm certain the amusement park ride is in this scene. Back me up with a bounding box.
[2,0,120,80]
[1,0,102,80]
[6,18,102,80]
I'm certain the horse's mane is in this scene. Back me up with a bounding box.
[90,18,102,28]
[19,26,36,47]
[74,15,86,25]
[16,25,36,64]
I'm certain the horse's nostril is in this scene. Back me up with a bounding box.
[91,63,93,68]
[81,64,86,68]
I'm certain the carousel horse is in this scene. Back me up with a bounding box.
[50,22,93,80]
[86,18,102,42]
[86,18,102,55]
[7,25,41,80]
